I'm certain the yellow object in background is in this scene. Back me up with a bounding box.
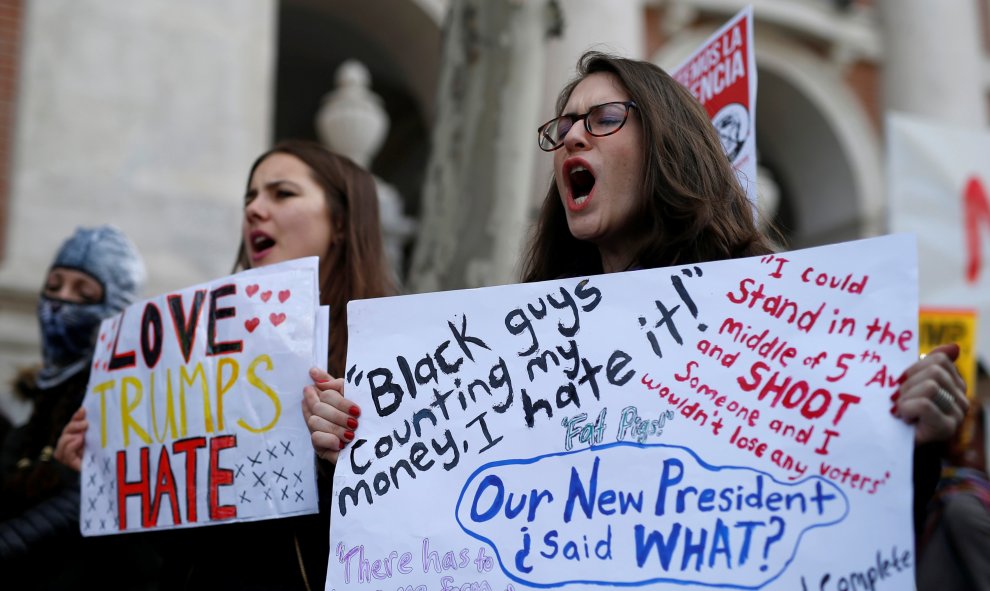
[919,307,978,448]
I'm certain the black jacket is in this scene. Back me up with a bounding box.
[0,369,162,589]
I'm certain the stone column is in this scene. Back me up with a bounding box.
[879,0,987,126]
[408,0,559,292]
[541,0,645,108]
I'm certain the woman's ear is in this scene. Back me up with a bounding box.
[326,214,345,249]
[333,209,347,237]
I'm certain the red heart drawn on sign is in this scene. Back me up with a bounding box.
[245,317,260,333]
[278,289,291,303]
[261,290,272,302]
[270,312,286,326]
[246,284,260,297]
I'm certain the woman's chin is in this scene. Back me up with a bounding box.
[565,219,605,245]
[250,253,276,268]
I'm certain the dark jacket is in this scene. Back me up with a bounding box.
[156,459,334,591]
[0,368,162,590]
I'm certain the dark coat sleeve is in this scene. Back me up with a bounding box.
[913,441,944,533]
[0,473,80,560]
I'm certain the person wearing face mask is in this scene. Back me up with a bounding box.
[0,225,159,587]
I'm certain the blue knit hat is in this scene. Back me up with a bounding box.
[49,224,146,312]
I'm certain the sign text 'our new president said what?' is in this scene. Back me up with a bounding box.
[457,443,848,589]
[328,234,920,590]
[80,258,324,535]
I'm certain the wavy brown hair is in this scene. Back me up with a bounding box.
[522,51,777,281]
[236,140,396,376]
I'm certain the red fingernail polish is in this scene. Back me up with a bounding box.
[890,406,897,415]
[343,430,355,441]
[347,417,358,429]
[890,390,900,402]
[349,406,361,418]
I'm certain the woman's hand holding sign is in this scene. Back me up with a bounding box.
[893,343,968,444]
[54,407,88,472]
[303,366,361,463]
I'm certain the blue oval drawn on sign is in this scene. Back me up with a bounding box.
[456,441,849,589]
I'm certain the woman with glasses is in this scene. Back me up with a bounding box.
[527,52,770,277]
[525,51,967,536]
[293,50,968,560]
[304,52,969,506]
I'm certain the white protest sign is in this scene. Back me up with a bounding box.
[328,235,918,590]
[673,5,758,207]
[81,257,325,535]
[887,111,990,366]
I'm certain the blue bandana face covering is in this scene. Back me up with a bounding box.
[34,225,145,389]
[36,296,107,387]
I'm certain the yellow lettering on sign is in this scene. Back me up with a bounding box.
[180,363,212,434]
[215,357,239,431]
[121,376,151,446]
[149,370,178,443]
[239,354,281,434]
[91,379,115,448]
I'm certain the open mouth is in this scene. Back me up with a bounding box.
[249,231,276,258]
[569,165,596,206]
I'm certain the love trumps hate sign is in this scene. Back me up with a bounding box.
[80,257,327,535]
[328,235,919,591]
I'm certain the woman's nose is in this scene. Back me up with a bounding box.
[561,120,589,150]
[244,195,269,221]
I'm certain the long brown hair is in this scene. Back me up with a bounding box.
[522,51,777,281]
[236,140,396,376]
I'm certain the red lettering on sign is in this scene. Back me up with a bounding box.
[209,435,238,520]
[115,435,235,530]
[964,175,990,284]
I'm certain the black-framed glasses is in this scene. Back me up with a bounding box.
[537,101,637,151]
